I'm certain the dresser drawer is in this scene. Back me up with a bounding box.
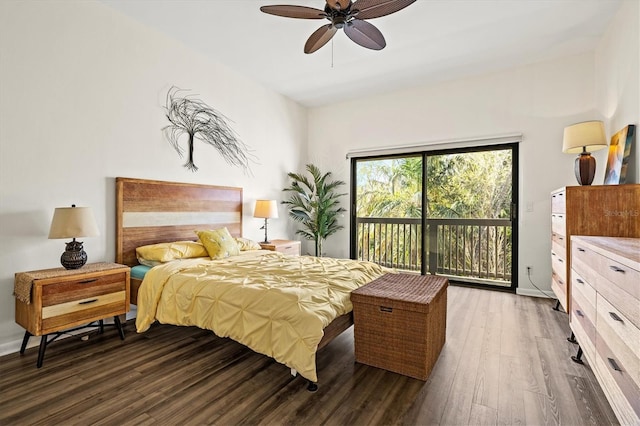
[571,269,596,308]
[570,269,596,361]
[551,231,566,250]
[551,213,566,236]
[551,190,566,213]
[596,294,640,386]
[551,250,567,283]
[594,357,640,426]
[551,271,567,311]
[571,296,595,363]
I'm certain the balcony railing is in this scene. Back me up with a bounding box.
[355,217,512,286]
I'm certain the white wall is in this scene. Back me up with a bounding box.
[307,52,604,297]
[595,0,639,184]
[0,1,307,351]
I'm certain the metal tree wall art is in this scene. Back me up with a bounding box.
[163,86,254,173]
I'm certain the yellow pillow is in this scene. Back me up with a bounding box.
[136,241,208,264]
[235,237,262,251]
[196,228,240,259]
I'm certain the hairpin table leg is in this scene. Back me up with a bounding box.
[20,331,32,354]
[571,346,584,364]
[552,300,561,311]
[567,332,577,344]
[114,316,125,340]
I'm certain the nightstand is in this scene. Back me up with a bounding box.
[14,262,130,367]
[259,239,301,255]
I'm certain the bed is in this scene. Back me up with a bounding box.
[115,177,387,388]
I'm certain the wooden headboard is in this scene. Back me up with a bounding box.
[116,177,243,267]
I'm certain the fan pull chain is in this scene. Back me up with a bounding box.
[331,39,334,68]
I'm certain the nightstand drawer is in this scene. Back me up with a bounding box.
[42,291,127,331]
[42,271,127,306]
[260,239,301,256]
[278,244,301,255]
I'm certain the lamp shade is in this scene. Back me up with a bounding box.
[253,200,279,219]
[562,121,607,154]
[48,205,100,239]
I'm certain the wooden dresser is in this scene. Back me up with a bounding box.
[550,184,640,312]
[570,236,639,425]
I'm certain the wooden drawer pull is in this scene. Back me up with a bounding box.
[609,312,624,323]
[558,258,563,263]
[379,306,393,313]
[79,278,98,284]
[609,265,625,273]
[576,278,584,284]
[608,358,622,372]
[577,247,585,252]
[558,236,563,240]
[558,280,564,285]
[575,309,584,318]
[78,298,98,305]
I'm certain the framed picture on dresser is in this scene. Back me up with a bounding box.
[604,124,635,184]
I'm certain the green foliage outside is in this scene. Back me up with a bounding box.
[357,150,512,219]
[356,149,513,283]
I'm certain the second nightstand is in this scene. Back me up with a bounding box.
[14,262,130,368]
[259,239,301,256]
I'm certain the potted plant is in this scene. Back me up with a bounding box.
[282,164,346,256]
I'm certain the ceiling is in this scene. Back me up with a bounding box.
[101,0,621,107]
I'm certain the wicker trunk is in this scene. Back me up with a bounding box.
[351,274,448,380]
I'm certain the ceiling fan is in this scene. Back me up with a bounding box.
[260,0,416,54]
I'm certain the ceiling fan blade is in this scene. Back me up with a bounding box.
[260,5,326,19]
[351,0,416,20]
[325,0,352,10]
[344,19,386,50]
[304,24,338,54]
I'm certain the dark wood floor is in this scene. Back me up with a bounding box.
[0,286,618,425]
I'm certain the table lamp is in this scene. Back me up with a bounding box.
[48,204,100,269]
[253,200,278,243]
[562,121,608,185]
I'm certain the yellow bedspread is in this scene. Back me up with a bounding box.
[135,251,388,382]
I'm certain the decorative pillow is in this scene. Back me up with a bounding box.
[196,228,240,259]
[136,241,208,265]
[234,237,262,251]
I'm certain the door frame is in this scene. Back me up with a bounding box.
[350,141,519,292]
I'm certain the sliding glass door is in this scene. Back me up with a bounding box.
[351,143,518,291]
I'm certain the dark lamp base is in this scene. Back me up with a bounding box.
[61,240,87,269]
[574,152,596,186]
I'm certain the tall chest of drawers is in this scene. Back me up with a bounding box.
[550,184,640,312]
[570,236,640,425]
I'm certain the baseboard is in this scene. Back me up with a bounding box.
[0,335,42,357]
[517,287,553,298]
